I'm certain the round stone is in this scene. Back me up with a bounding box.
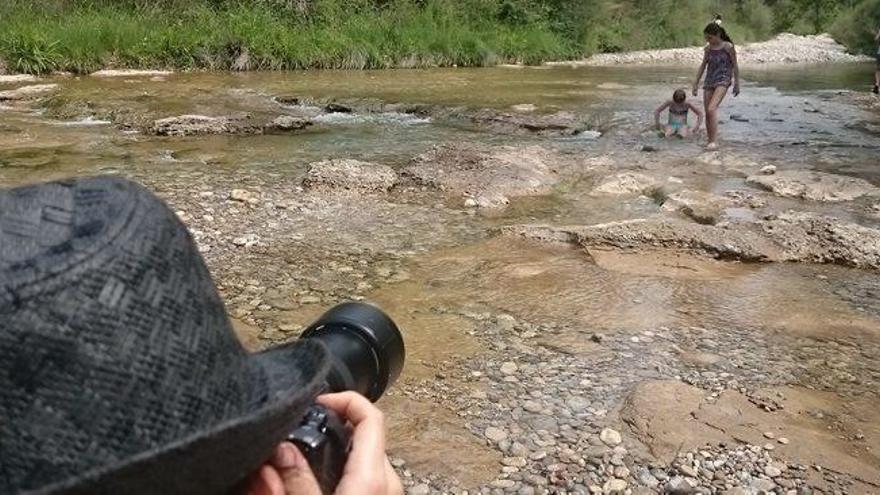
[599,428,622,446]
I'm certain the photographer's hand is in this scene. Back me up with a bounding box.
[246,392,403,495]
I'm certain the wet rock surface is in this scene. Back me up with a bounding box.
[762,212,880,269]
[150,114,312,136]
[593,172,661,196]
[661,190,734,225]
[150,114,257,136]
[0,84,59,101]
[468,109,589,136]
[507,211,880,270]
[402,143,570,208]
[303,159,397,193]
[506,219,783,262]
[747,170,880,202]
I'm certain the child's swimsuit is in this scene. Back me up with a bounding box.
[668,104,689,130]
[704,45,733,89]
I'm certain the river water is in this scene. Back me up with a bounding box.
[2,63,880,491]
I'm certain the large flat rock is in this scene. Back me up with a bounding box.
[505,212,880,270]
[0,84,59,101]
[402,144,565,208]
[303,159,397,193]
[747,170,879,202]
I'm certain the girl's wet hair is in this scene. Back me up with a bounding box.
[704,15,733,44]
[673,89,686,102]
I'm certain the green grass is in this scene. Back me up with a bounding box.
[0,1,580,73]
[0,0,872,75]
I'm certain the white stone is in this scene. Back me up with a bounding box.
[599,428,622,446]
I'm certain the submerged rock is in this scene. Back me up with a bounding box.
[150,114,309,136]
[661,190,733,225]
[506,212,880,270]
[593,172,661,196]
[303,159,397,193]
[90,69,173,77]
[0,84,59,101]
[0,75,38,83]
[505,220,780,261]
[267,115,312,132]
[469,109,588,136]
[747,170,879,202]
[151,115,239,136]
[762,212,880,269]
[402,144,566,208]
[325,102,353,113]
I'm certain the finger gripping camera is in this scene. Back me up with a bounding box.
[288,303,405,494]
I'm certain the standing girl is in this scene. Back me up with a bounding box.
[692,16,740,150]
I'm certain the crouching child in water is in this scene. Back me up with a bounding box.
[654,89,703,138]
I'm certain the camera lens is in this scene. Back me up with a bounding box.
[301,302,405,402]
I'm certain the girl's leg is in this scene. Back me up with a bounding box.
[705,85,729,146]
[680,126,692,138]
[702,88,714,143]
[664,125,675,138]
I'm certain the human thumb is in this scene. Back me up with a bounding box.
[271,443,323,495]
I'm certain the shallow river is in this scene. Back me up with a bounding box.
[2,63,880,493]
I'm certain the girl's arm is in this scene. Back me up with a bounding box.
[688,102,704,130]
[654,101,671,128]
[693,48,708,95]
[729,43,741,96]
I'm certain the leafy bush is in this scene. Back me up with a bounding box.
[831,0,880,55]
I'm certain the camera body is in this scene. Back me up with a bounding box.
[288,404,349,494]
[286,302,405,494]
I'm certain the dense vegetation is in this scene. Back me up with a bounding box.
[0,0,877,74]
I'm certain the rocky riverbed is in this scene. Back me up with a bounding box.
[1,65,879,494]
[566,34,871,67]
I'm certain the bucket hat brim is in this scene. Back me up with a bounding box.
[28,339,330,495]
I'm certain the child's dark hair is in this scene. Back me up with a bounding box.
[704,15,733,44]
[673,89,686,103]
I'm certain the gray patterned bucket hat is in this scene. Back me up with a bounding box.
[0,177,330,494]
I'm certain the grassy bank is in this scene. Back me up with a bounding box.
[0,0,876,75]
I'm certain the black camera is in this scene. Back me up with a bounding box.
[288,302,405,494]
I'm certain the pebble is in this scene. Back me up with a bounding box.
[637,468,659,487]
[765,465,783,477]
[485,426,509,443]
[523,400,543,413]
[502,456,527,467]
[679,465,698,478]
[491,479,516,489]
[500,362,518,375]
[778,437,790,445]
[229,189,257,203]
[602,478,627,494]
[749,478,776,492]
[408,484,430,495]
[599,428,622,447]
[760,164,777,175]
[665,476,694,494]
[529,450,547,461]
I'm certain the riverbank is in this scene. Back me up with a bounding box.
[557,33,872,67]
[3,0,877,75]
